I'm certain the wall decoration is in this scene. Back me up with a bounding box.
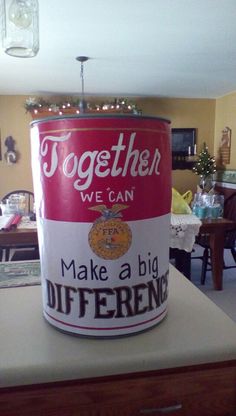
[4,136,18,164]
[172,128,196,153]
[214,169,236,185]
[192,142,216,192]
[24,97,141,119]
[219,126,231,164]
[171,128,197,170]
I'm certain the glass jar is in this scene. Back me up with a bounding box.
[2,0,39,58]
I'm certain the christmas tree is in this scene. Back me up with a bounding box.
[192,142,216,178]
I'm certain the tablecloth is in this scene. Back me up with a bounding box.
[170,214,202,252]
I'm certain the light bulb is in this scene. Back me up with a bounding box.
[2,0,39,57]
[9,0,32,29]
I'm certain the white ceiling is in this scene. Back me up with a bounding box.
[1,0,236,99]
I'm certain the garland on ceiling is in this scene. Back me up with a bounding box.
[24,97,142,119]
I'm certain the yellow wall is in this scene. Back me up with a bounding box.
[136,97,216,194]
[0,95,33,198]
[214,91,236,169]
[0,95,216,199]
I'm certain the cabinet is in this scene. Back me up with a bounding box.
[1,362,236,415]
[1,268,236,415]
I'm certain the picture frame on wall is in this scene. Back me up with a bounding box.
[171,128,197,170]
[171,128,196,154]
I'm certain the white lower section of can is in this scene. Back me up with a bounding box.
[38,214,170,337]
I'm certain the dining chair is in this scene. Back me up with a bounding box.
[0,190,38,261]
[193,192,236,284]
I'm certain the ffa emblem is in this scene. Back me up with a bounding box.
[88,204,132,260]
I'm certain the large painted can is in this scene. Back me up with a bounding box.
[30,115,171,337]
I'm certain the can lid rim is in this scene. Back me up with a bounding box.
[30,113,171,126]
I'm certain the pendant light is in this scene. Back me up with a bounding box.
[76,56,89,113]
[1,0,39,58]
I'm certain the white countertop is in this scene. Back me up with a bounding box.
[1,264,236,388]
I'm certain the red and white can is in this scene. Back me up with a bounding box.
[30,115,171,337]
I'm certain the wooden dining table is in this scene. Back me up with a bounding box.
[172,217,236,290]
[0,217,235,290]
[0,227,38,261]
[0,228,38,246]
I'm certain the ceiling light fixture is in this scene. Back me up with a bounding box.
[1,0,39,58]
[24,56,141,117]
[76,56,89,113]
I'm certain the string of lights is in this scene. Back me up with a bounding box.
[192,142,216,177]
[24,97,142,118]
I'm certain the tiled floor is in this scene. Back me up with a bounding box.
[190,244,236,322]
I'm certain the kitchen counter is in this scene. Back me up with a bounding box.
[1,264,236,389]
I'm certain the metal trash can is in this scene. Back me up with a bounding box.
[30,114,171,337]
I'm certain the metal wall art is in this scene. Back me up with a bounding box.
[4,135,18,163]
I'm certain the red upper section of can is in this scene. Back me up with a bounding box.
[30,116,171,222]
